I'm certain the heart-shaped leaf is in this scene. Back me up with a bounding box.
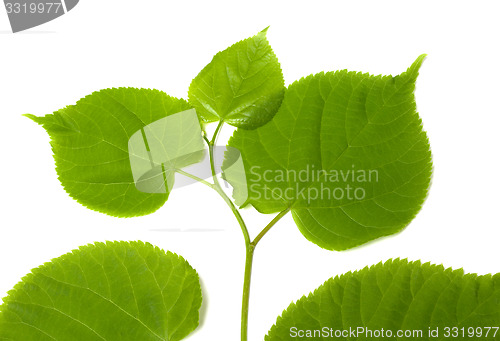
[266,259,500,341]
[225,55,432,250]
[26,88,201,217]
[0,241,202,341]
[188,28,285,129]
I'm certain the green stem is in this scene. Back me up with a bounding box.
[207,120,251,247]
[252,208,291,248]
[241,244,254,341]
[205,121,251,340]
[210,120,225,145]
[240,209,289,341]
[175,168,214,188]
[205,120,289,341]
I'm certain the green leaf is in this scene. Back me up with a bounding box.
[0,241,202,341]
[225,55,432,250]
[26,88,200,217]
[128,108,206,194]
[188,27,285,129]
[266,259,500,341]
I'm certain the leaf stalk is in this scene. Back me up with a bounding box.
[206,120,289,341]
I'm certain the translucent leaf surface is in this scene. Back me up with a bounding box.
[26,88,199,217]
[0,241,202,341]
[188,28,285,129]
[225,56,432,250]
[266,259,500,341]
[128,109,206,194]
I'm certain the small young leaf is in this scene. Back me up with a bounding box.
[188,28,285,129]
[266,259,500,341]
[225,56,432,250]
[26,88,198,217]
[0,241,202,341]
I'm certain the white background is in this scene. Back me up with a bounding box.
[1,1,500,340]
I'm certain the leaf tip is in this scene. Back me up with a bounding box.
[413,53,427,69]
[403,54,427,80]
[23,113,43,125]
[255,26,271,41]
